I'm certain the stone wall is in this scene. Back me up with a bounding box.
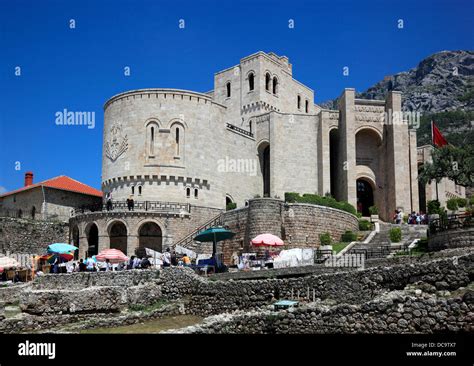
[1,250,472,332]
[159,253,473,316]
[220,198,359,263]
[428,228,474,251]
[172,291,473,334]
[0,217,69,256]
[20,270,162,315]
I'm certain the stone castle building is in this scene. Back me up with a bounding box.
[71,51,423,260]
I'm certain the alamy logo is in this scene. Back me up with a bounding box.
[55,108,95,129]
[18,341,56,359]
[217,157,257,176]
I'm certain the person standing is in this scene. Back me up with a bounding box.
[127,195,134,211]
[171,250,178,266]
[106,192,113,211]
[163,248,171,267]
[105,259,112,271]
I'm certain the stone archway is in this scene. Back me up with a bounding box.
[137,222,162,257]
[86,223,99,257]
[357,178,375,216]
[109,221,128,254]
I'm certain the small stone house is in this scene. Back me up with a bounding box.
[0,172,103,222]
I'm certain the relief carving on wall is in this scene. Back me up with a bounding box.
[105,122,129,162]
[354,106,385,123]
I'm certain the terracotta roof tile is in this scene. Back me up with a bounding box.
[0,176,103,198]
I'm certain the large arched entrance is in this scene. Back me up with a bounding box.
[137,222,162,257]
[109,221,128,254]
[86,223,99,257]
[357,179,374,216]
[258,142,270,197]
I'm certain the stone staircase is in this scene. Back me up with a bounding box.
[348,222,428,258]
[170,212,224,253]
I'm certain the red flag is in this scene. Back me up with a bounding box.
[431,121,448,148]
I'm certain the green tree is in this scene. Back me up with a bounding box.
[419,145,474,188]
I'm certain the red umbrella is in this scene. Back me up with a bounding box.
[95,249,128,264]
[251,233,284,247]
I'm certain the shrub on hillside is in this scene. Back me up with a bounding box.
[226,202,237,211]
[457,198,467,208]
[389,227,402,243]
[358,219,372,231]
[446,198,459,211]
[341,230,357,242]
[427,200,441,215]
[369,205,378,215]
[319,232,332,246]
[284,192,357,215]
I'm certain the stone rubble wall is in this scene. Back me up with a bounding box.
[159,253,473,316]
[0,302,182,334]
[171,291,473,334]
[428,228,474,251]
[0,217,69,256]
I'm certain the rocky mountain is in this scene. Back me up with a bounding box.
[321,50,474,113]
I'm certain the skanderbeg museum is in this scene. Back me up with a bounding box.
[71,51,419,262]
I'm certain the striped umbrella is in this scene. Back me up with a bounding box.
[39,253,74,264]
[95,249,128,264]
[0,256,20,269]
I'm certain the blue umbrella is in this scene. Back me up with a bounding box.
[194,227,235,256]
[47,243,78,254]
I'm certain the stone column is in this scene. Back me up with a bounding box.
[318,111,331,196]
[409,129,419,213]
[385,91,411,217]
[127,235,139,257]
[337,89,356,207]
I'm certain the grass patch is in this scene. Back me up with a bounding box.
[332,242,348,254]
[128,299,168,312]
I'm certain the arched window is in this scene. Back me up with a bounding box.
[146,121,159,158]
[138,185,142,195]
[186,187,191,198]
[226,82,231,98]
[272,77,278,95]
[265,73,271,91]
[31,206,36,219]
[131,185,135,195]
[248,72,255,91]
[297,95,301,109]
[305,100,309,113]
[175,127,180,156]
[194,188,198,198]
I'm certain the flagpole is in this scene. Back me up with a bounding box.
[431,120,439,201]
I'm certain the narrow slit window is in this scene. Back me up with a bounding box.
[150,126,154,155]
[176,127,180,155]
[226,82,231,98]
[194,188,198,198]
[249,73,254,91]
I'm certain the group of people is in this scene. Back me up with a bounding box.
[393,210,428,225]
[161,248,192,267]
[104,193,135,211]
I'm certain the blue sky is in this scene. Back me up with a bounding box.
[0,0,472,193]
